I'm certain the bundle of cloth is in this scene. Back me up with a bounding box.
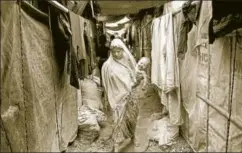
[209,0,242,44]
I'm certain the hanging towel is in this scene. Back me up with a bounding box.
[151,13,178,92]
[151,13,183,126]
[151,17,161,88]
[160,13,178,92]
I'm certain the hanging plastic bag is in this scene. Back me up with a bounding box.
[147,116,179,147]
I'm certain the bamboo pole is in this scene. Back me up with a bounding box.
[196,93,242,130]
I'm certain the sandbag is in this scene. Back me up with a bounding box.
[78,115,100,142]
[81,79,103,110]
[78,105,106,125]
[78,113,100,132]
[78,105,107,141]
[78,105,100,141]
[147,116,179,147]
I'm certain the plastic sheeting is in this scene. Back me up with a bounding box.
[1,2,27,151]
[1,1,78,152]
[97,1,166,15]
[81,79,103,110]
[179,1,242,152]
[228,37,242,152]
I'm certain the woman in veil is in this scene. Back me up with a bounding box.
[102,38,139,152]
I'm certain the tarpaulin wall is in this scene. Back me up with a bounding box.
[179,1,242,152]
[1,1,78,152]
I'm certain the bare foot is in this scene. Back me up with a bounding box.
[114,138,131,152]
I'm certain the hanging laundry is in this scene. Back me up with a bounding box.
[69,11,87,61]
[141,14,152,77]
[84,20,95,75]
[131,21,136,44]
[153,5,163,18]
[69,12,89,79]
[85,20,96,72]
[177,0,201,60]
[142,13,152,58]
[128,25,133,48]
[48,6,80,89]
[209,0,242,44]
[151,13,182,125]
[153,13,178,92]
[138,25,143,61]
[151,17,161,88]
[69,43,80,88]
[132,20,142,61]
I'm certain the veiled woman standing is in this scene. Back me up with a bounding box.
[101,38,139,152]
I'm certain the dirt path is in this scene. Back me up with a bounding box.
[67,84,193,152]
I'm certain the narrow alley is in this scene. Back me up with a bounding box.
[67,82,193,152]
[1,0,242,152]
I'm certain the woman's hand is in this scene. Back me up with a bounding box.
[132,81,139,89]
[142,86,146,91]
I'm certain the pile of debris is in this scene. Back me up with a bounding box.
[147,113,179,149]
[77,68,107,142]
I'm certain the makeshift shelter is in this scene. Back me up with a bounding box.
[178,1,242,152]
[1,0,242,152]
[97,0,242,152]
[1,0,96,152]
[145,1,242,152]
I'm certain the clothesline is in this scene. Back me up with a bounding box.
[44,0,96,18]
[141,1,200,29]
[22,1,48,18]
[44,0,69,13]
[40,0,200,31]
[22,0,68,16]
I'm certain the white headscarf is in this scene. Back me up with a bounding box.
[101,38,137,111]
[110,38,137,72]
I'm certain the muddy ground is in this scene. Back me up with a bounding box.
[67,83,193,152]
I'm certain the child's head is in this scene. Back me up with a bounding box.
[137,57,150,70]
